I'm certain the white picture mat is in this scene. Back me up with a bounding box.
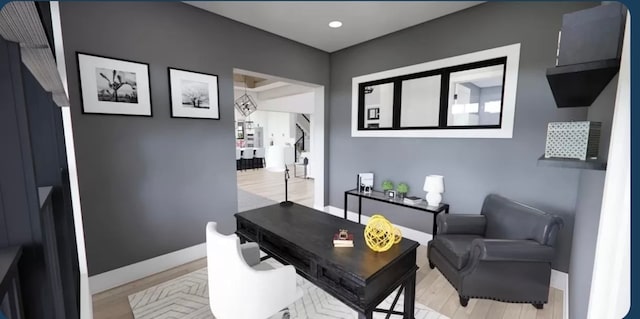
[169,69,219,119]
[77,53,151,116]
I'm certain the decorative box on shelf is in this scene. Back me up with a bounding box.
[545,121,601,161]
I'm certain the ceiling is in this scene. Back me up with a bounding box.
[184,1,484,52]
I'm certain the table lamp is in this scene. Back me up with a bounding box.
[423,175,444,206]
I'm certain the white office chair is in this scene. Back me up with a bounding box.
[236,148,242,170]
[206,222,302,319]
[241,148,254,170]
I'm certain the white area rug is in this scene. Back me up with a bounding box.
[128,259,448,319]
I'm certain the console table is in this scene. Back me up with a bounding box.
[344,189,450,235]
[0,246,24,319]
[236,203,419,319]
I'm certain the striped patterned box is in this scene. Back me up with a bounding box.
[545,121,601,160]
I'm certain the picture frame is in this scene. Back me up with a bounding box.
[367,107,380,120]
[77,52,152,116]
[168,67,220,120]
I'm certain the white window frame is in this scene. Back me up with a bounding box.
[351,43,521,138]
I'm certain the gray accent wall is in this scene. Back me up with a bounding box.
[60,2,329,275]
[569,76,617,319]
[329,2,607,272]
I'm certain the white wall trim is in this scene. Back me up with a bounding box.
[587,13,631,319]
[312,86,325,209]
[551,270,569,319]
[89,243,206,295]
[351,43,520,138]
[326,204,568,318]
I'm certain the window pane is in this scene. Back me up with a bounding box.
[447,64,504,126]
[400,75,441,127]
[364,83,394,129]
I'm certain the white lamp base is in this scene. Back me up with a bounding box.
[426,192,442,206]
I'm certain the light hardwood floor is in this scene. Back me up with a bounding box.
[237,167,315,208]
[93,245,563,319]
[93,170,563,318]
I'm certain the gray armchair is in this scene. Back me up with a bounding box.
[427,194,563,309]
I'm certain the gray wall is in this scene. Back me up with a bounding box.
[569,76,617,319]
[329,2,606,272]
[60,2,329,275]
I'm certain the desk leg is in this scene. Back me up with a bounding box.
[344,193,348,220]
[358,310,372,319]
[358,196,362,224]
[403,271,416,319]
[432,211,438,236]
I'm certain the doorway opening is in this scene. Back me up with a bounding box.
[233,69,325,212]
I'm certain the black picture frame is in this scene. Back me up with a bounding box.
[168,67,220,120]
[76,52,153,117]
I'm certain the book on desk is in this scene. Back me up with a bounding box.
[333,230,354,247]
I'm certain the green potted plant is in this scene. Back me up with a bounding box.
[381,180,394,197]
[396,183,409,199]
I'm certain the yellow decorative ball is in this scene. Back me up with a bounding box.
[364,214,402,252]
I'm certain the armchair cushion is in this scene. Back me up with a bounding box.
[431,234,483,269]
[471,239,555,263]
[437,214,486,236]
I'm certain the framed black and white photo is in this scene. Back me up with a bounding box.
[77,52,152,116]
[367,107,380,120]
[168,68,219,119]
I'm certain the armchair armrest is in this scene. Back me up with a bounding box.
[471,239,555,262]
[437,214,486,235]
[240,242,260,266]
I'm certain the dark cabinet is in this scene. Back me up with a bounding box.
[0,37,79,319]
[546,3,626,108]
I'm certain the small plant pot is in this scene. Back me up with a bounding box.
[397,193,406,200]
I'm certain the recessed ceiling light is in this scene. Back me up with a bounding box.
[328,21,343,28]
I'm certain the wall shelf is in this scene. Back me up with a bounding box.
[537,155,607,171]
[546,59,620,107]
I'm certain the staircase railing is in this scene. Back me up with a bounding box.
[295,124,305,161]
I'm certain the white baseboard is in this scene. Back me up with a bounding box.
[89,243,206,295]
[325,205,568,319]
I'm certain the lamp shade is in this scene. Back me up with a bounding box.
[283,146,295,165]
[423,175,444,193]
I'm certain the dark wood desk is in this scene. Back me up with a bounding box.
[344,189,450,235]
[235,203,419,319]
